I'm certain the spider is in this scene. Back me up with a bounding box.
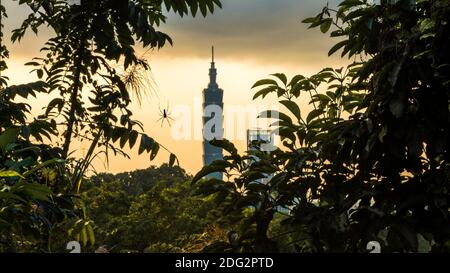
[157,104,174,127]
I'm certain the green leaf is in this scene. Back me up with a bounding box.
[246,182,268,192]
[24,61,40,66]
[258,110,292,125]
[0,192,26,202]
[306,109,324,124]
[311,93,332,103]
[417,234,433,253]
[288,75,305,87]
[209,139,238,157]
[280,100,301,122]
[119,132,129,149]
[252,86,277,100]
[0,169,25,179]
[86,223,95,246]
[344,8,367,22]
[45,98,64,116]
[194,178,225,196]
[0,128,19,151]
[14,182,53,202]
[271,73,287,85]
[328,40,348,56]
[138,134,154,154]
[251,79,278,89]
[37,69,43,79]
[320,18,333,33]
[169,153,177,167]
[150,143,160,160]
[22,158,65,177]
[81,226,88,247]
[302,17,317,24]
[339,0,364,8]
[128,130,138,149]
[278,127,296,142]
[192,161,232,184]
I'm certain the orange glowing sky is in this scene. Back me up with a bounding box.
[2,0,349,176]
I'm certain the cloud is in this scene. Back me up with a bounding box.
[3,0,348,69]
[154,0,345,66]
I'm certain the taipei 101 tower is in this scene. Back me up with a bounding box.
[202,46,224,180]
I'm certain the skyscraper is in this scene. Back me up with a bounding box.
[202,47,224,180]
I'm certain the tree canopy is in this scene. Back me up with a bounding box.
[194,0,450,253]
[0,0,222,252]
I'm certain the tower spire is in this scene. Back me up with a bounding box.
[209,45,217,86]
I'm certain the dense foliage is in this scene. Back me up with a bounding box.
[194,0,450,253]
[0,0,222,252]
[79,164,226,253]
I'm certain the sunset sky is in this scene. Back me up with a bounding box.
[2,0,349,175]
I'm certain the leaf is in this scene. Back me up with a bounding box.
[119,132,129,149]
[378,125,388,142]
[306,109,324,124]
[37,69,43,79]
[128,130,138,149]
[81,226,88,247]
[190,0,198,16]
[0,128,19,151]
[252,86,277,100]
[15,182,53,202]
[138,134,154,154]
[24,61,40,66]
[320,18,333,33]
[328,40,348,56]
[311,93,332,103]
[194,178,225,196]
[45,98,64,116]
[258,110,292,125]
[246,182,268,192]
[209,139,238,156]
[0,192,26,202]
[169,153,177,167]
[192,161,232,184]
[86,223,95,246]
[344,8,367,22]
[0,169,24,179]
[271,73,287,85]
[251,79,278,89]
[302,17,317,24]
[22,158,65,177]
[417,234,433,253]
[150,143,160,160]
[268,172,287,189]
[280,100,301,122]
[288,75,305,87]
[339,0,364,8]
[278,127,296,142]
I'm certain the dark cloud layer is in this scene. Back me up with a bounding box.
[3,0,346,67]
[157,0,344,66]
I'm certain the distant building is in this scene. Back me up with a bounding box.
[247,129,291,214]
[202,47,224,180]
[246,129,275,184]
[247,129,274,151]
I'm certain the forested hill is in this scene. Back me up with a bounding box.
[87,165,190,196]
[77,165,226,253]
